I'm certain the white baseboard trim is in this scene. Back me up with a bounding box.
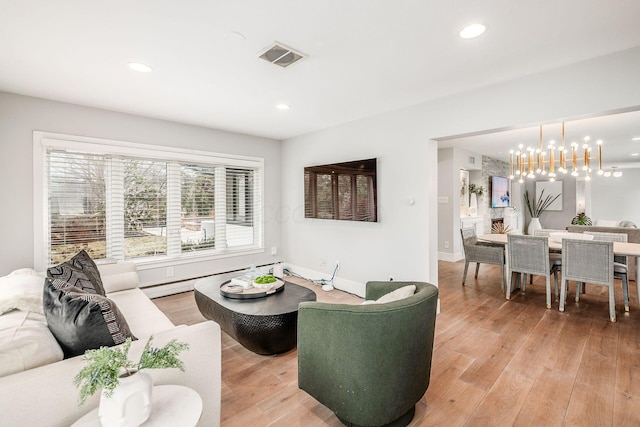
[438,251,464,262]
[284,263,365,298]
[142,263,367,299]
[142,271,239,299]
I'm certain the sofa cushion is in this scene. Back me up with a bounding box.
[47,250,106,296]
[43,279,136,358]
[0,310,63,377]
[98,262,140,293]
[109,288,175,338]
[0,270,45,315]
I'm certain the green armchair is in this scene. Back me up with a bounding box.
[297,281,438,427]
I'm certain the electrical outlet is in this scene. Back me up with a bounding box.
[389,275,395,281]
[335,260,340,270]
[166,267,174,278]
[444,241,450,249]
[320,259,327,267]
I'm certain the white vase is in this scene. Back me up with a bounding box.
[528,217,542,235]
[99,370,153,427]
[469,193,478,216]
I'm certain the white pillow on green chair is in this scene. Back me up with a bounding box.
[361,285,416,305]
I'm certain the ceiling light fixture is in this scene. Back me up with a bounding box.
[632,153,640,157]
[459,23,486,39]
[276,103,290,110]
[509,122,608,183]
[633,137,640,141]
[128,62,152,73]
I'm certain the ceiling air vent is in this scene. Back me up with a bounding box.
[258,42,306,68]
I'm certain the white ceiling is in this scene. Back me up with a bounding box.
[1,1,640,140]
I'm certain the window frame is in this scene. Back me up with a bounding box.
[33,131,264,272]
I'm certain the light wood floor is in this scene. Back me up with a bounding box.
[152,261,640,426]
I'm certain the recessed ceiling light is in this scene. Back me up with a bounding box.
[128,62,152,73]
[633,137,640,141]
[459,23,486,39]
[632,153,640,156]
[276,103,290,110]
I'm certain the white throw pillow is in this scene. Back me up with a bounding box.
[361,284,416,305]
[0,270,46,315]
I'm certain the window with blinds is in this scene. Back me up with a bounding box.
[38,134,263,268]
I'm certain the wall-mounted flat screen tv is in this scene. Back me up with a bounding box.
[491,176,511,208]
[304,158,377,222]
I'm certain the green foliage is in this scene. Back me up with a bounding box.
[524,189,560,218]
[74,336,189,405]
[254,275,276,284]
[469,184,484,196]
[571,212,593,226]
[138,338,189,371]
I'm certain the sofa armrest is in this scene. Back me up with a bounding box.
[98,262,139,293]
[0,321,221,427]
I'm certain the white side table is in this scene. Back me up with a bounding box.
[72,385,202,427]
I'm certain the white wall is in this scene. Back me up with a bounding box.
[281,47,640,296]
[281,114,432,296]
[0,92,282,286]
[590,168,640,226]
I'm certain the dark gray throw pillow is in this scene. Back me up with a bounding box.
[43,278,136,358]
[47,250,106,296]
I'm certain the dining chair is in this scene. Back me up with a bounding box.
[583,231,630,312]
[460,227,505,290]
[532,229,564,281]
[507,234,560,308]
[559,239,619,322]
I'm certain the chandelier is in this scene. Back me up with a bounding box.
[508,122,620,183]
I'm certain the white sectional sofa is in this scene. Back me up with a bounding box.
[0,262,221,426]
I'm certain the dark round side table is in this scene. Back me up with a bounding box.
[194,278,316,355]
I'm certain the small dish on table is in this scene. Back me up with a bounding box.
[253,275,279,289]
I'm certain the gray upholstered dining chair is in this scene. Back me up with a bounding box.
[559,239,622,322]
[531,229,564,282]
[460,227,505,290]
[583,231,630,312]
[507,234,560,308]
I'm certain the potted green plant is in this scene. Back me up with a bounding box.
[571,212,593,225]
[524,190,561,234]
[468,184,484,196]
[74,336,189,425]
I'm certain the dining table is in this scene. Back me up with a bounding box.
[479,233,640,301]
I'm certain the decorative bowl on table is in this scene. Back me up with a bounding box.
[549,232,595,243]
[253,275,278,289]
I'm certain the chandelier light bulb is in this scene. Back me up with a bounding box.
[585,175,591,181]
[613,170,623,178]
[604,171,612,177]
[597,169,604,175]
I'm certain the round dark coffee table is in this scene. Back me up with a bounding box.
[194,278,316,355]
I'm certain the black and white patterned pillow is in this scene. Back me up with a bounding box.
[47,250,106,296]
[43,278,136,358]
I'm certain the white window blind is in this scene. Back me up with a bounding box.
[37,133,263,269]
